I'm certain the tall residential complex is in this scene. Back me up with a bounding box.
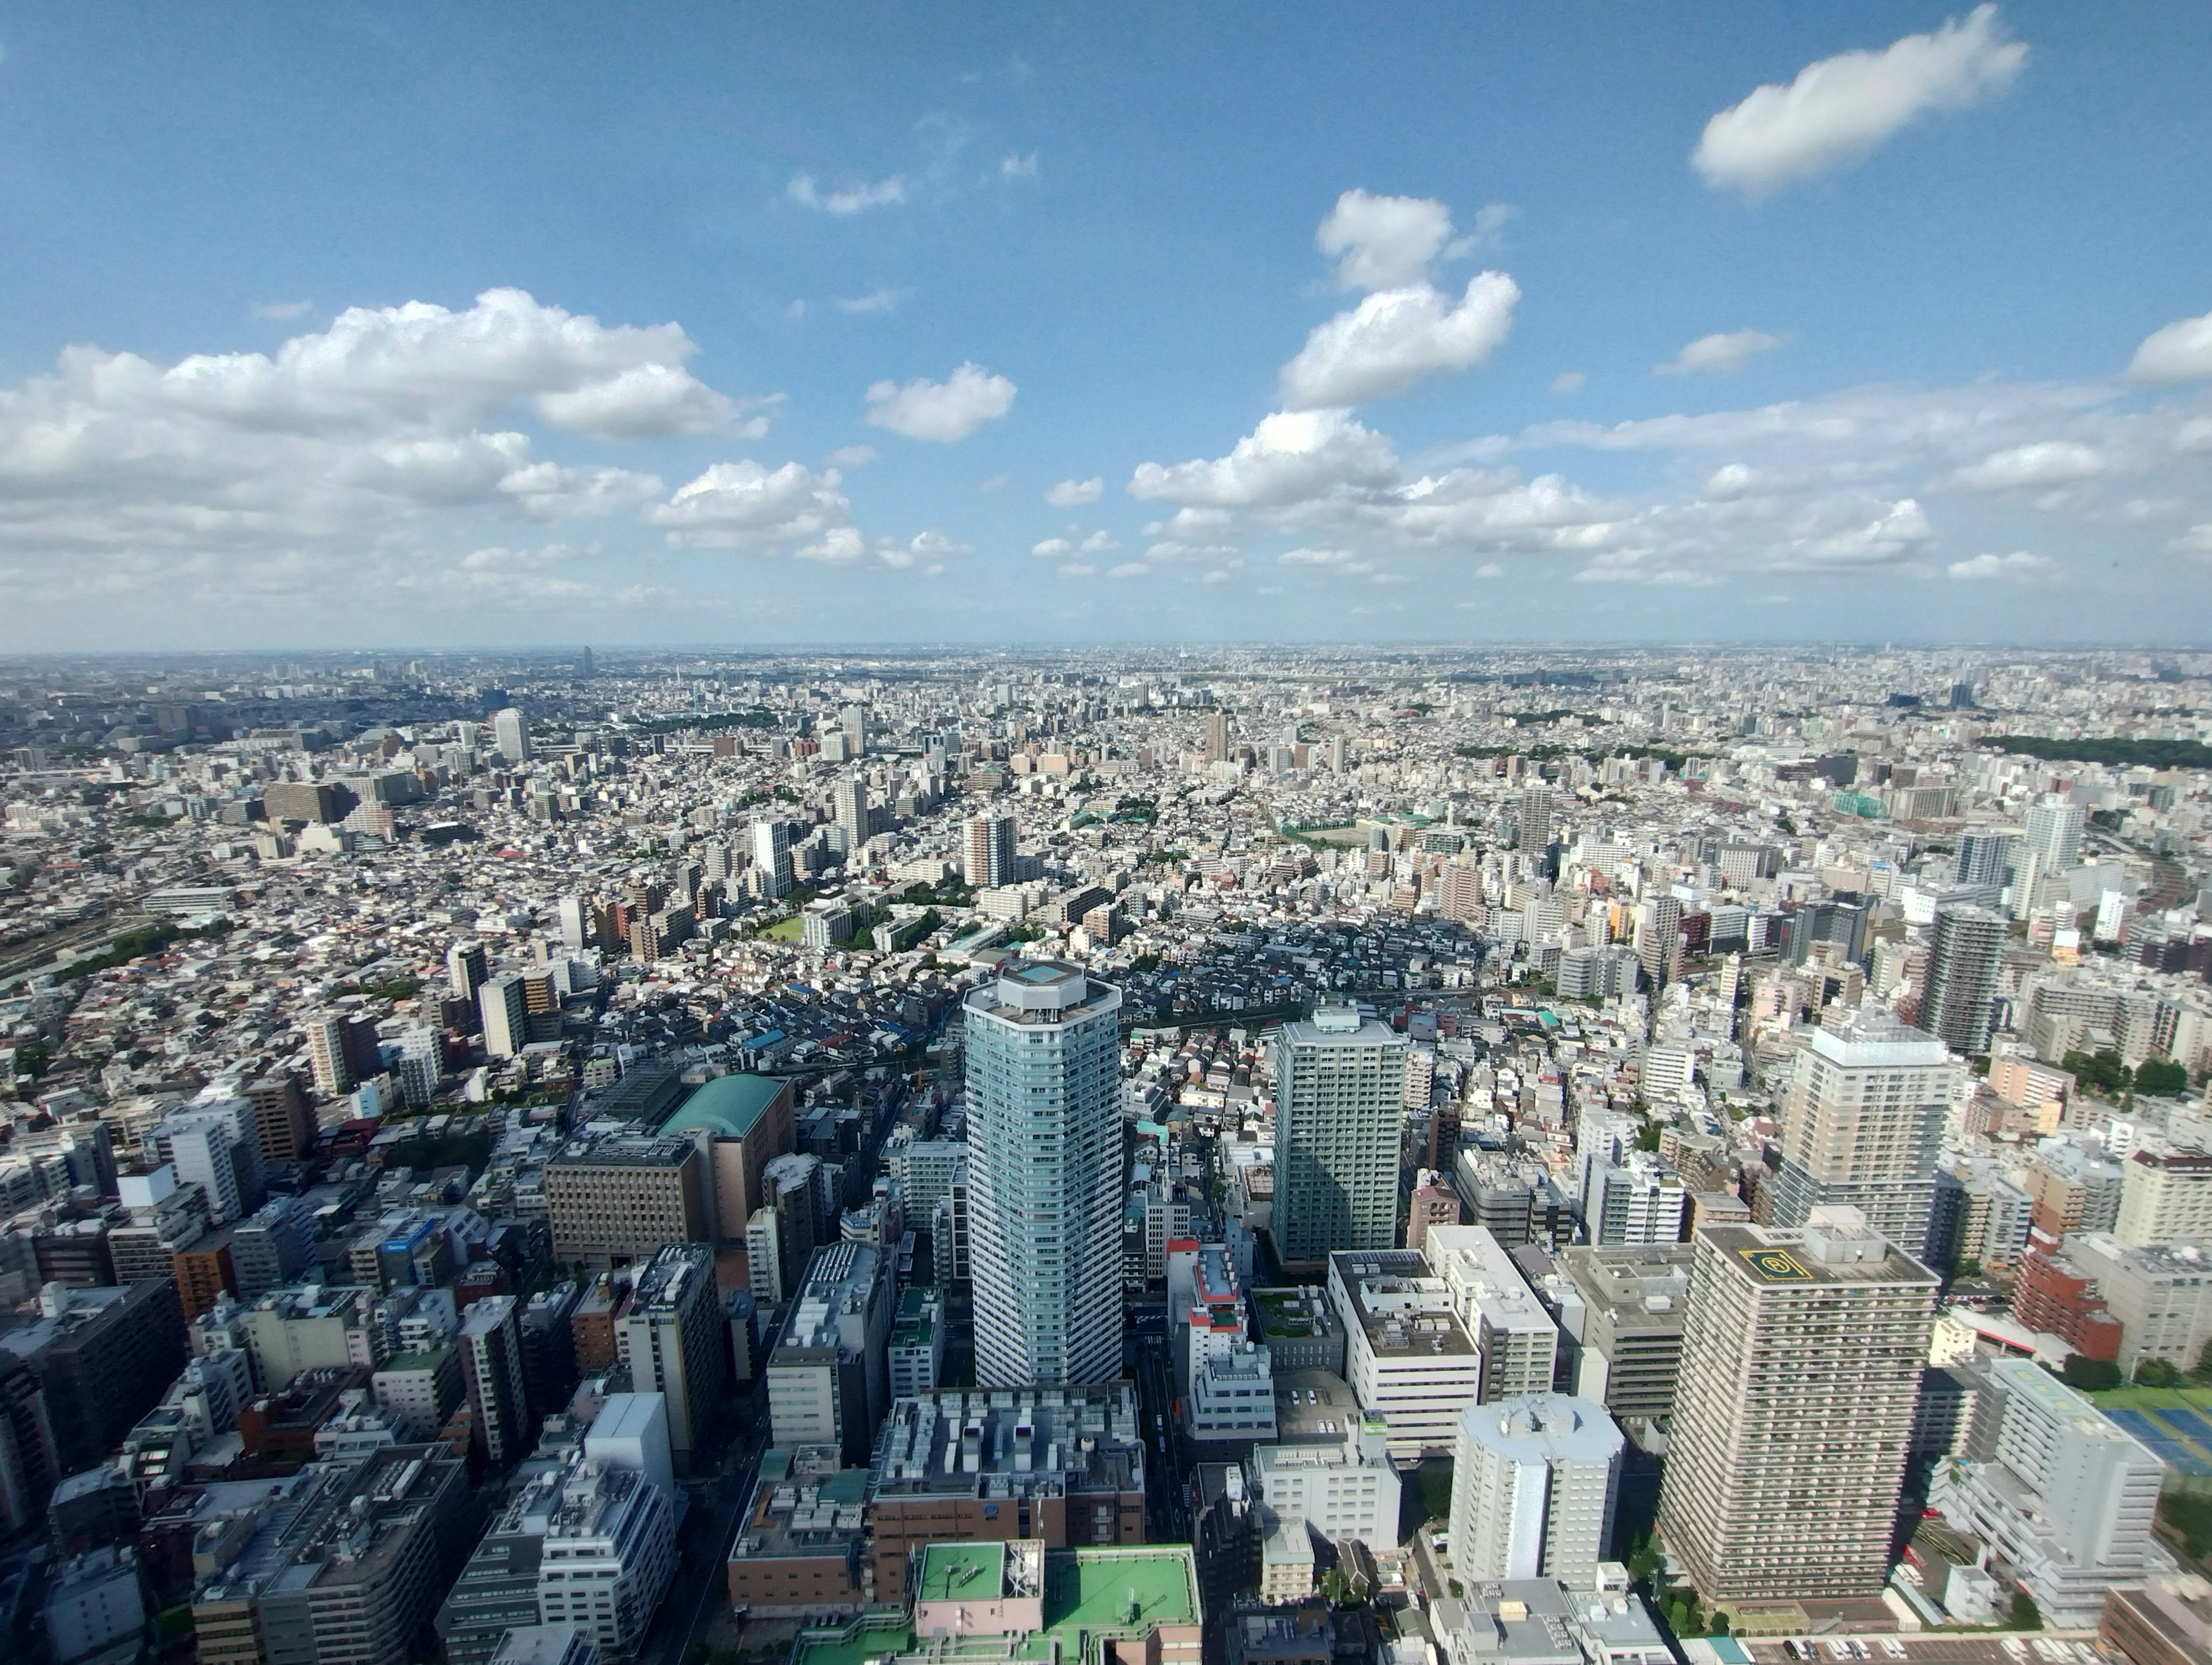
[492,707,530,764]
[1657,1208,1938,1604]
[480,973,531,1061]
[1272,1011,1409,1263]
[964,959,1124,1387]
[1769,1007,1962,1260]
[832,779,870,855]
[459,1294,529,1468]
[1203,711,1229,764]
[963,813,1016,889]
[1517,786,1553,853]
[1448,1394,1623,1586]
[2026,796,2085,875]
[1954,828,2021,889]
[616,1243,729,1467]
[751,819,794,899]
[1922,905,2007,1057]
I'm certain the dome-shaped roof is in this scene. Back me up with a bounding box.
[659,1073,785,1139]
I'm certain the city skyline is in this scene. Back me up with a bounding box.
[2,6,2211,650]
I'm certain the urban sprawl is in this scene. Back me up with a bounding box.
[2,647,2211,1665]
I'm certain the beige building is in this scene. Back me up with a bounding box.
[1657,1208,1938,1606]
[2115,1148,2212,1247]
[544,1134,710,1269]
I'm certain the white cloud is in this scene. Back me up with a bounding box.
[1279,547,1358,567]
[1953,440,2105,490]
[863,362,1017,442]
[1704,462,1762,498]
[642,460,850,549]
[1280,272,1518,408]
[977,473,1012,493]
[1948,549,2058,581]
[877,529,971,570]
[1552,371,1586,395]
[536,363,756,441]
[2173,525,2212,558]
[824,444,877,467]
[1057,562,1096,579]
[1032,538,1074,559]
[787,172,908,214]
[1693,3,2027,196]
[1794,498,1933,568]
[2130,310,2212,382]
[2177,417,2212,453]
[1656,329,1782,376]
[1458,203,1517,252]
[1316,189,1456,291]
[1045,476,1104,506]
[253,300,312,321]
[1130,409,1399,507]
[1475,562,1505,578]
[836,289,905,314]
[1001,152,1039,179]
[1107,562,1151,579]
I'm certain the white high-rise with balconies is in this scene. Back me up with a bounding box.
[965,959,1123,1386]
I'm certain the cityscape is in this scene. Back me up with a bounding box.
[3,11,2212,1665]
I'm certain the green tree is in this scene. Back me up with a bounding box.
[2137,1356,2184,1389]
[2009,1590,2041,1632]
[2136,1057,2190,1097]
[2061,1353,2123,1391]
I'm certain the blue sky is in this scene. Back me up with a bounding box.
[1,3,2209,650]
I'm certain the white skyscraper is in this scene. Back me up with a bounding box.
[1272,1011,1408,1262]
[2025,795,2084,875]
[492,706,530,764]
[964,959,1123,1387]
[556,896,591,953]
[963,813,1016,889]
[1449,1394,1624,1586]
[751,819,793,900]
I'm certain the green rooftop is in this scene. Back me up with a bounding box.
[917,1542,1003,1603]
[660,1073,786,1140]
[790,1548,1199,1665]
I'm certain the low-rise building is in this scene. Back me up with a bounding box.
[1327,1250,1482,1459]
[724,1445,870,1619]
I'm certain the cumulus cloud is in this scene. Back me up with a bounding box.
[254,300,312,321]
[1045,476,1104,506]
[787,172,908,214]
[1656,329,1782,376]
[836,289,905,314]
[1552,371,1586,395]
[536,363,760,441]
[1704,463,1762,498]
[2173,525,2212,559]
[642,461,850,549]
[824,444,877,467]
[1280,272,1518,408]
[1130,409,1399,507]
[1948,549,2058,581]
[1794,498,1933,568]
[1316,189,1456,291]
[2130,310,2212,383]
[1693,4,2027,196]
[1953,440,2105,490]
[1475,562,1505,578]
[863,362,1017,442]
[1107,562,1151,579]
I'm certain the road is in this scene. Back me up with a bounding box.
[1128,1330,1191,1542]
[637,1342,781,1665]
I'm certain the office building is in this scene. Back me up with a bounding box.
[372,1347,463,1440]
[1327,1250,1483,1458]
[192,1443,468,1665]
[887,1287,945,1399]
[1923,905,2007,1057]
[1204,711,1229,764]
[493,707,530,764]
[1406,1170,1461,1256]
[243,1072,316,1165]
[1421,1224,1561,1405]
[491,1629,599,1665]
[768,1242,891,1466]
[543,1135,709,1269]
[1552,1246,1694,1427]
[1166,1241,1275,1441]
[1584,1155,1687,1247]
[863,1385,1148,1599]
[657,1073,797,1249]
[44,1544,145,1665]
[1929,1358,2169,1626]
[1249,1379,1399,1551]
[0,1280,189,1484]
[1769,1006,1962,1260]
[460,1295,529,1468]
[1272,1010,1408,1264]
[481,973,532,1061]
[616,1244,729,1468]
[1657,1207,1938,1604]
[1448,1394,1623,1586]
[964,959,1123,1388]
[305,1013,355,1098]
[1634,895,1683,989]
[724,1444,872,1620]
[963,813,1017,889]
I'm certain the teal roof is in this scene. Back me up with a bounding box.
[660,1073,785,1139]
